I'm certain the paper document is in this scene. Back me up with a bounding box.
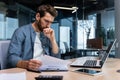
[0,72,26,80]
[38,55,70,71]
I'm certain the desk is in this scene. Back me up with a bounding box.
[0,58,120,80]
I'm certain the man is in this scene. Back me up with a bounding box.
[7,4,59,71]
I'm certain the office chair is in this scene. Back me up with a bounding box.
[0,40,10,69]
[86,38,103,56]
[87,38,103,49]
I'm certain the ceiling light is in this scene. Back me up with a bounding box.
[54,6,78,11]
[54,6,78,13]
[72,9,77,13]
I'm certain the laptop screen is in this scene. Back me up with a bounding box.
[99,39,116,66]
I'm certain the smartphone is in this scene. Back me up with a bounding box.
[74,69,101,76]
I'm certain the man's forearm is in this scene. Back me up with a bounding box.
[50,39,59,54]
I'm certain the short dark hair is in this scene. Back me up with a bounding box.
[37,4,58,18]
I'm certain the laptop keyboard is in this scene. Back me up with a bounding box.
[83,60,97,67]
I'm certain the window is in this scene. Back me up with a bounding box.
[0,13,18,40]
[77,20,95,49]
[6,17,18,39]
[0,13,5,39]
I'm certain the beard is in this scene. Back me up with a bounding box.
[36,20,44,32]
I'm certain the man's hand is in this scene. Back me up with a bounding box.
[43,28,59,54]
[43,28,55,41]
[28,59,42,71]
[17,59,42,71]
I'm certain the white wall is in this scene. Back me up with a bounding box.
[60,26,70,53]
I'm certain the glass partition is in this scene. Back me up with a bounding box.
[0,2,35,40]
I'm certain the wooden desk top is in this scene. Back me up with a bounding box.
[0,58,120,80]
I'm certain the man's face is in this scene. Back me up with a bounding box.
[37,12,55,32]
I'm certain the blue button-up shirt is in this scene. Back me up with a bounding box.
[7,24,59,68]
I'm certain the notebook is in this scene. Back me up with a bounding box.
[70,39,116,68]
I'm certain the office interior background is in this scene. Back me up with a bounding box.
[0,0,120,59]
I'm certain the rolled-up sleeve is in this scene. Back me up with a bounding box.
[8,28,25,67]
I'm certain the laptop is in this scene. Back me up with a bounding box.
[70,39,116,68]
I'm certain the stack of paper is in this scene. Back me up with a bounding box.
[38,55,71,71]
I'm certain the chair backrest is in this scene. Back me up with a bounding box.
[87,38,103,49]
[63,42,70,52]
[0,40,10,69]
